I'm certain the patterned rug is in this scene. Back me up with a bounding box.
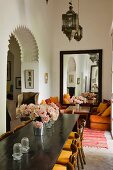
[83,128,108,149]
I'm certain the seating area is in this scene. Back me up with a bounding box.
[61,93,111,131]
[90,100,111,131]
[63,93,97,105]
[15,92,112,132]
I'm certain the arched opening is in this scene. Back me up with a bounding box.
[6,26,39,131]
[7,34,21,100]
[67,57,76,97]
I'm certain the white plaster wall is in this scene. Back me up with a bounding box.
[23,0,54,102]
[0,0,54,134]
[51,0,112,101]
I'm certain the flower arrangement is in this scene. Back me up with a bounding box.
[81,92,97,100]
[16,103,59,128]
[70,95,86,104]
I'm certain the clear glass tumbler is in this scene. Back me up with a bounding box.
[21,137,30,153]
[12,143,23,160]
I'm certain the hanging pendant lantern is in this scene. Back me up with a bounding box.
[62,0,83,41]
[62,2,79,41]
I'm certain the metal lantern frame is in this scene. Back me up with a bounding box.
[62,1,83,41]
[62,3,79,41]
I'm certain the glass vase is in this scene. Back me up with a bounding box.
[33,124,44,136]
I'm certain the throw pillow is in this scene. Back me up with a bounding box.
[63,98,70,104]
[63,93,70,99]
[45,98,51,104]
[101,106,111,117]
[97,102,108,115]
[40,100,46,104]
[50,96,58,104]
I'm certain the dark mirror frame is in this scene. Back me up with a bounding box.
[60,49,102,105]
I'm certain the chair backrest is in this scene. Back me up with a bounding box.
[17,92,39,107]
[81,119,86,128]
[66,162,75,170]
[68,151,78,170]
[77,123,84,141]
[7,100,17,120]
[17,93,23,107]
[70,143,78,154]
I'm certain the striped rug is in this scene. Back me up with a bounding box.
[83,128,108,149]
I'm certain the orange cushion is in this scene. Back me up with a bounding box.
[97,102,108,115]
[57,150,72,165]
[63,139,72,150]
[101,106,111,117]
[63,98,70,104]
[90,115,110,124]
[68,132,75,139]
[50,96,59,104]
[63,94,70,99]
[52,164,66,170]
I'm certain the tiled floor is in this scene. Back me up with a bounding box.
[83,131,113,170]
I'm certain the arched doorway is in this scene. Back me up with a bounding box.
[7,26,39,101]
[6,26,39,130]
[67,57,76,97]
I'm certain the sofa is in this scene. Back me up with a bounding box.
[90,101,111,131]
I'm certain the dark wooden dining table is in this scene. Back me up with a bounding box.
[0,114,79,170]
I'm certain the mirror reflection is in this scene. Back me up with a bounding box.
[60,50,102,105]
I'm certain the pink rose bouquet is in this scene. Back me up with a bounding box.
[17,103,59,128]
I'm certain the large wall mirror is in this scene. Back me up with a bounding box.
[60,49,102,105]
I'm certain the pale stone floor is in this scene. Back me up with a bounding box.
[83,131,113,170]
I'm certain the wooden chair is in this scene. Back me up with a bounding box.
[53,144,78,170]
[68,119,86,139]
[63,120,86,170]
[53,150,77,170]
[77,124,86,168]
[0,131,13,141]
[52,162,74,170]
[56,143,77,165]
